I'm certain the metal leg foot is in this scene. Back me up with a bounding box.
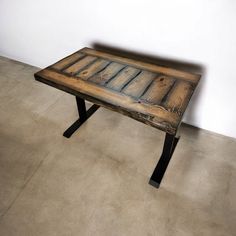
[63,96,99,138]
[149,133,180,188]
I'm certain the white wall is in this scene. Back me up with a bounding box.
[1,0,236,138]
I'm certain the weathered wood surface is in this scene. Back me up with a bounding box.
[89,62,124,85]
[51,52,85,70]
[64,55,96,74]
[76,58,110,80]
[35,47,201,134]
[122,71,156,98]
[106,66,140,91]
[141,76,175,104]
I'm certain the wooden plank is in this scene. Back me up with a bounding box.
[76,58,110,80]
[106,66,140,91]
[163,81,194,114]
[36,48,201,135]
[141,75,175,104]
[122,71,157,98]
[35,69,180,134]
[64,55,97,74]
[88,62,124,85]
[51,52,85,70]
[80,47,201,83]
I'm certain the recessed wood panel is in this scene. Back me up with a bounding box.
[52,52,85,70]
[81,47,201,83]
[76,59,110,80]
[106,66,140,91]
[122,71,157,98]
[35,47,201,134]
[64,56,97,74]
[141,75,175,104]
[88,62,125,85]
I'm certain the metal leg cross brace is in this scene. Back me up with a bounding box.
[63,96,99,138]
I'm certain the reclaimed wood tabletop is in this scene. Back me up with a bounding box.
[35,47,201,135]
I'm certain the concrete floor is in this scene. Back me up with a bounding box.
[0,56,235,236]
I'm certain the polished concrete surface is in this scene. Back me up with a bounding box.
[0,56,235,236]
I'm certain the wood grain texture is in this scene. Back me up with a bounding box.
[51,52,85,70]
[35,69,179,134]
[122,71,156,98]
[81,47,201,83]
[141,75,175,104]
[88,62,125,85]
[64,55,97,74]
[106,66,140,91]
[76,58,110,80]
[163,81,194,115]
[35,47,201,134]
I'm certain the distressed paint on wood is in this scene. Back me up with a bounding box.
[122,71,157,98]
[81,47,201,83]
[106,66,140,91]
[141,75,175,104]
[163,81,194,115]
[64,55,97,74]
[76,58,110,80]
[35,69,180,134]
[51,52,85,70]
[88,62,125,85]
[35,47,201,134]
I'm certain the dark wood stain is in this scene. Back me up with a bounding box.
[35,47,201,134]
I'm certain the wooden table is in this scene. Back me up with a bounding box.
[35,47,201,188]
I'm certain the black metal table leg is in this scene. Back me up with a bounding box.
[76,96,87,122]
[149,133,180,188]
[63,96,100,138]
